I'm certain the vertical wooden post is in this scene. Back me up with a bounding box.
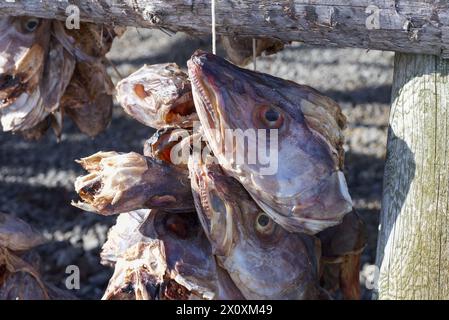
[376,53,449,299]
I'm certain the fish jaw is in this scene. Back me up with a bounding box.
[0,88,49,132]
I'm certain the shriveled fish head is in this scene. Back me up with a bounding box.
[0,17,51,132]
[0,213,45,252]
[0,17,49,85]
[188,50,352,234]
[73,151,194,215]
[189,161,323,300]
[102,210,220,300]
[116,63,198,129]
[143,126,192,167]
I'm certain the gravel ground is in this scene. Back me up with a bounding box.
[0,28,393,299]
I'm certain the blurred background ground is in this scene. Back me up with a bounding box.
[0,28,393,299]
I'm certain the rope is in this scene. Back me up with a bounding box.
[211,0,217,54]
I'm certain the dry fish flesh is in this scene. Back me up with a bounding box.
[188,50,352,234]
[61,61,114,137]
[102,209,243,300]
[116,63,198,129]
[73,151,194,215]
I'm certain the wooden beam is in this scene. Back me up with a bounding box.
[376,53,449,299]
[0,1,449,57]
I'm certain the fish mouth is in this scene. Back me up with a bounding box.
[188,51,224,132]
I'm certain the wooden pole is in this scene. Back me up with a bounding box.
[376,53,449,299]
[0,1,449,57]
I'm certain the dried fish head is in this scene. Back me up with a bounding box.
[116,63,198,129]
[102,210,222,300]
[189,161,323,300]
[0,17,51,132]
[188,50,352,234]
[0,213,45,252]
[73,151,194,215]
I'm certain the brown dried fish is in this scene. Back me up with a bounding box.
[188,50,352,234]
[189,160,326,300]
[0,213,76,300]
[102,209,243,300]
[51,21,121,138]
[61,61,114,137]
[317,210,366,300]
[116,63,198,129]
[52,21,122,62]
[72,151,194,215]
[221,36,285,66]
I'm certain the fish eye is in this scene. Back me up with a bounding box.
[22,18,40,33]
[255,213,276,235]
[257,106,284,129]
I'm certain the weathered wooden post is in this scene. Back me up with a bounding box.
[376,53,449,299]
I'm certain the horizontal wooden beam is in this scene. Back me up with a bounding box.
[1,1,449,57]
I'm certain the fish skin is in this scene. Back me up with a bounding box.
[52,21,120,62]
[189,160,325,300]
[0,17,51,132]
[41,28,76,113]
[61,60,113,137]
[0,213,46,252]
[53,21,120,138]
[188,50,352,234]
[102,209,243,300]
[116,63,198,129]
[72,151,194,216]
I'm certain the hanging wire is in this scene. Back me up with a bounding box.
[211,0,217,54]
[252,38,257,71]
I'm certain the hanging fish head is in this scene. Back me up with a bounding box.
[102,210,220,300]
[188,50,352,234]
[0,17,50,100]
[190,161,323,300]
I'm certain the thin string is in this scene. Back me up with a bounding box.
[211,0,217,54]
[252,38,257,71]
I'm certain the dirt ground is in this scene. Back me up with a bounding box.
[0,28,393,299]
